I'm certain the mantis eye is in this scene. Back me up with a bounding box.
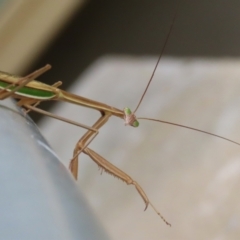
[132,120,139,127]
[124,107,132,115]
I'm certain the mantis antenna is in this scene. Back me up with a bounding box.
[133,0,181,114]
[130,0,240,148]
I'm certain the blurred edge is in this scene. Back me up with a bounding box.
[0,99,109,240]
[0,0,86,73]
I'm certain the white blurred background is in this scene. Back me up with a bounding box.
[39,56,240,239]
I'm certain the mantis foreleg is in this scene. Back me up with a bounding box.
[69,110,171,225]
[83,146,171,226]
[70,112,111,178]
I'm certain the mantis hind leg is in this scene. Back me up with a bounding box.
[0,65,51,100]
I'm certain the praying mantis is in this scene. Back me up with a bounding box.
[1,60,240,227]
[1,2,240,228]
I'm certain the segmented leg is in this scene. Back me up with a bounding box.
[24,104,98,134]
[84,147,171,226]
[70,111,171,226]
[69,112,111,179]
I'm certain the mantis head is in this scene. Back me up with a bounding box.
[123,107,139,127]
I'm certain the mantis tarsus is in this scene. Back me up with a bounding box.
[1,3,240,227]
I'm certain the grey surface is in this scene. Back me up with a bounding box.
[0,99,109,240]
[39,56,240,240]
